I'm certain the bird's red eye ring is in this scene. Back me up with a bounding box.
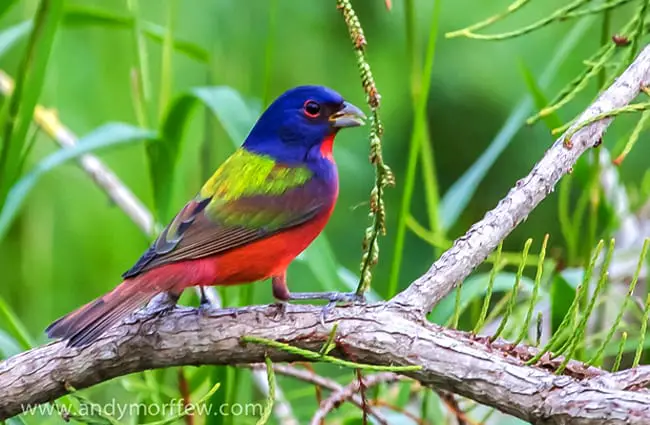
[303,100,321,118]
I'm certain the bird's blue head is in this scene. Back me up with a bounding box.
[243,85,365,165]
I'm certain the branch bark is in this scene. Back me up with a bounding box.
[2,44,650,425]
[1,305,649,424]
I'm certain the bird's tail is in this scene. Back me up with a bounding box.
[46,278,161,347]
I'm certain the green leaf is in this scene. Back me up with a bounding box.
[206,367,228,425]
[191,86,259,144]
[550,273,577,333]
[0,0,20,20]
[0,123,155,240]
[0,329,23,359]
[65,393,125,425]
[440,19,592,230]
[0,295,33,350]
[519,61,563,131]
[62,5,131,27]
[0,0,65,209]
[430,272,535,325]
[0,20,32,59]
[61,5,209,62]
[142,381,220,425]
[5,417,28,425]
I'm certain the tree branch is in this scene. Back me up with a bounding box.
[1,304,649,424]
[1,42,650,425]
[392,44,650,313]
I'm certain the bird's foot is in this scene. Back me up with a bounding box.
[197,302,213,317]
[273,301,288,319]
[285,291,366,327]
[197,293,214,316]
[195,306,239,319]
[320,292,366,327]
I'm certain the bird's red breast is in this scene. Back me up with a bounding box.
[137,197,336,292]
[320,133,336,161]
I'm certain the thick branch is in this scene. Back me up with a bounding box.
[1,304,649,425]
[393,44,650,312]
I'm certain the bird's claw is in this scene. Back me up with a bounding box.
[197,302,213,317]
[273,301,288,319]
[320,301,337,327]
[320,292,366,327]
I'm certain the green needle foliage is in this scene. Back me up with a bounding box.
[241,335,421,372]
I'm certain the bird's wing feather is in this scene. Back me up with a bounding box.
[123,149,324,278]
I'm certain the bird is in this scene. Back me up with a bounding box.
[46,85,366,347]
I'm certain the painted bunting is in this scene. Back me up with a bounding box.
[46,85,366,347]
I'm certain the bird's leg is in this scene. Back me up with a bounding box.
[199,286,211,308]
[271,273,365,325]
[147,291,181,316]
[196,286,212,316]
[271,275,290,318]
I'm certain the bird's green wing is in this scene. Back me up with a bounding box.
[122,149,323,278]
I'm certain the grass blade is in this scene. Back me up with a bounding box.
[0,329,23,359]
[0,0,20,20]
[61,6,209,62]
[191,86,259,144]
[0,21,32,59]
[440,18,592,230]
[388,0,442,296]
[157,1,176,121]
[0,296,33,350]
[0,0,64,208]
[430,272,534,325]
[0,123,156,240]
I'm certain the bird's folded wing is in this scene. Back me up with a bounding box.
[122,150,323,278]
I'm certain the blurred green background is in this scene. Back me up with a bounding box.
[1,0,649,424]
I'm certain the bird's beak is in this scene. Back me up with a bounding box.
[329,101,366,128]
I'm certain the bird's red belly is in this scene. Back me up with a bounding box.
[141,209,333,292]
[211,212,330,284]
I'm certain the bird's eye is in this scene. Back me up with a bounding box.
[303,100,321,118]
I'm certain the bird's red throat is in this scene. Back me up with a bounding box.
[320,133,336,161]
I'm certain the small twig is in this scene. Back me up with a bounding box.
[438,390,480,425]
[446,0,587,41]
[247,363,389,425]
[309,372,400,425]
[369,399,428,425]
[177,369,193,425]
